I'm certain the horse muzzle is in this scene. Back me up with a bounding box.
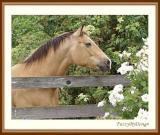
[97,59,111,72]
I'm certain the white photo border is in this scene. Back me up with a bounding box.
[4,4,157,130]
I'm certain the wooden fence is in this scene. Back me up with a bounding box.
[12,75,130,119]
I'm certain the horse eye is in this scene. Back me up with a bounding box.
[85,42,92,48]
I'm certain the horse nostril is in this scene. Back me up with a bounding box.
[104,59,110,66]
[104,59,111,70]
[107,60,110,65]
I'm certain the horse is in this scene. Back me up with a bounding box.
[12,26,111,108]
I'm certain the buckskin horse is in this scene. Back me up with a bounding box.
[12,26,111,107]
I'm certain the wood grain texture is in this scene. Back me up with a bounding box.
[12,75,130,119]
[12,104,105,119]
[12,75,130,89]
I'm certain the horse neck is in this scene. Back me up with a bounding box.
[25,41,72,76]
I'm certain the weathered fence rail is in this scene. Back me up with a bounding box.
[12,75,130,119]
[12,104,104,119]
[12,75,130,89]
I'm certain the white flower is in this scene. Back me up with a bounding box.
[121,62,129,66]
[130,86,136,94]
[117,17,124,23]
[84,97,89,102]
[122,107,132,112]
[103,112,110,118]
[78,93,89,102]
[109,93,124,107]
[142,38,146,42]
[136,44,148,58]
[137,60,148,71]
[113,84,123,93]
[136,49,143,57]
[118,53,123,58]
[117,62,133,75]
[142,37,149,45]
[108,84,124,107]
[141,94,149,102]
[117,68,126,75]
[109,93,117,106]
[128,66,134,71]
[78,93,85,98]
[119,51,131,58]
[135,42,148,72]
[131,90,135,94]
[97,100,106,107]
[122,107,127,112]
[131,86,136,90]
[122,51,131,57]
[134,108,149,120]
[116,94,124,102]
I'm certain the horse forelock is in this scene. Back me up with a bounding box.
[23,31,74,65]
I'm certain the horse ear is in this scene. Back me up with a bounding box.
[73,25,86,37]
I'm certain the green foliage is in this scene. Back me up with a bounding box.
[12,31,50,65]
[12,16,46,48]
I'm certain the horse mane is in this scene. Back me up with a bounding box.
[23,31,74,65]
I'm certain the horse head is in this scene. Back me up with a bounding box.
[69,26,111,72]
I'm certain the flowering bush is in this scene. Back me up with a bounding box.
[134,108,149,120]
[98,38,148,120]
